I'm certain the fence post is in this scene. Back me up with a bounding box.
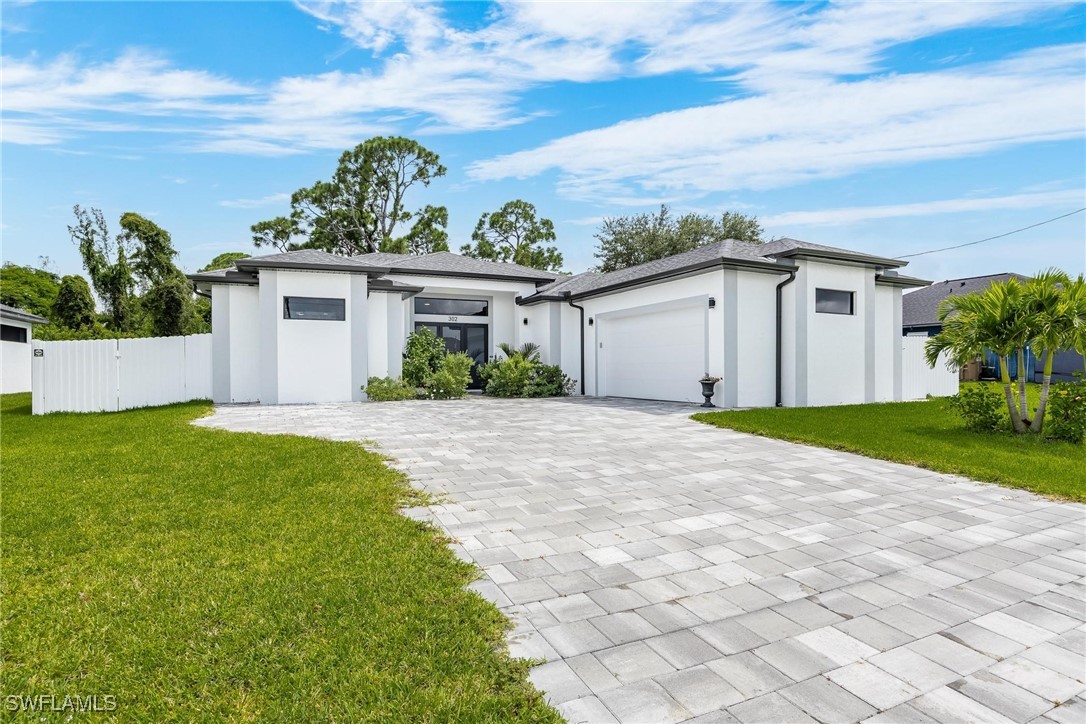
[31,342,44,415]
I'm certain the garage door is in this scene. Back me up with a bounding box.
[598,303,707,402]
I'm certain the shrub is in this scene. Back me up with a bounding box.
[426,353,473,400]
[1045,381,1086,443]
[402,327,446,387]
[524,364,576,398]
[948,385,1004,432]
[364,376,416,401]
[484,356,534,397]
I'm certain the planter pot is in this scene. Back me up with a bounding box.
[700,379,718,408]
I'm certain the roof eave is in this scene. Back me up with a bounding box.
[384,268,558,285]
[0,309,49,324]
[876,273,931,288]
[232,260,389,275]
[773,248,907,269]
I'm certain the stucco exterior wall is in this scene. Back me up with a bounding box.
[0,319,33,393]
[735,272,780,408]
[874,284,897,402]
[210,284,260,404]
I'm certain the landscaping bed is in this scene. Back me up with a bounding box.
[0,393,557,721]
[694,383,1086,502]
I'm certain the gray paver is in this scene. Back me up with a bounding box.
[198,396,1086,724]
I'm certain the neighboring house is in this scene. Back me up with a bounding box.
[1,303,48,393]
[902,273,1084,382]
[189,239,930,406]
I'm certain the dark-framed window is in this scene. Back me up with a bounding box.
[283,296,345,321]
[414,297,488,317]
[0,324,28,343]
[815,288,854,315]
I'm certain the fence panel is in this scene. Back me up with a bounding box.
[902,335,958,400]
[32,334,211,415]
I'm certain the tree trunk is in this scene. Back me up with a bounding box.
[1017,347,1028,421]
[1030,351,1055,434]
[1001,356,1027,433]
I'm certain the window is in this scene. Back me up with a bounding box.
[414,297,488,317]
[1,324,28,343]
[815,288,854,315]
[283,296,345,321]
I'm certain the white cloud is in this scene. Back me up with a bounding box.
[219,192,291,209]
[762,189,1086,227]
[469,44,1086,203]
[0,1,1077,157]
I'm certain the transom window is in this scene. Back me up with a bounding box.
[815,288,854,315]
[414,297,488,317]
[283,296,345,321]
[1,324,28,343]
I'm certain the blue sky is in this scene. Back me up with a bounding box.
[2,1,1084,284]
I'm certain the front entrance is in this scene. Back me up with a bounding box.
[415,322,489,388]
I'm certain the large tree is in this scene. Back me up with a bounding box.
[69,207,198,336]
[255,136,448,256]
[69,205,136,331]
[593,205,766,272]
[460,200,562,271]
[0,263,60,317]
[51,275,96,330]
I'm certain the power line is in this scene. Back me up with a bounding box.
[897,207,1086,259]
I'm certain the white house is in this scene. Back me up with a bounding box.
[1,303,48,394]
[189,239,930,407]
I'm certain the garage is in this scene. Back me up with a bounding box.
[597,301,708,403]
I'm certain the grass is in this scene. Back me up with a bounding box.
[693,383,1086,502]
[0,393,557,722]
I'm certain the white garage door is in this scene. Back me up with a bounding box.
[598,303,707,402]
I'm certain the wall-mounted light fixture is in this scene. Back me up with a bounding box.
[588,317,594,326]
[708,297,716,309]
[523,317,529,325]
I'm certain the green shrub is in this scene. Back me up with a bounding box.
[948,385,1005,432]
[34,323,137,341]
[484,356,534,397]
[426,353,473,400]
[1045,381,1086,443]
[524,364,576,398]
[402,327,446,387]
[364,376,416,401]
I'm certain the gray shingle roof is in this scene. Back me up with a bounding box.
[355,251,561,282]
[760,238,905,267]
[528,240,791,301]
[902,273,1030,328]
[233,249,379,272]
[0,303,49,324]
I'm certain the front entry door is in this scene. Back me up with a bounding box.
[415,322,489,389]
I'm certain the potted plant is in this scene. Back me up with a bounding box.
[699,374,721,408]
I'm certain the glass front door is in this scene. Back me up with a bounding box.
[415,322,489,389]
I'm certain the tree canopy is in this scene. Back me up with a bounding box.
[0,263,60,317]
[51,275,96,330]
[593,205,766,272]
[460,200,562,272]
[254,136,449,256]
[200,252,250,272]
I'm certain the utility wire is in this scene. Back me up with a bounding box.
[897,207,1086,258]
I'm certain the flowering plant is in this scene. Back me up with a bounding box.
[700,374,722,383]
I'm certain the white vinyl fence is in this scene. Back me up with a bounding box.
[902,335,958,400]
[31,334,211,415]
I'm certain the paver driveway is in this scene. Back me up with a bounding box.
[197,397,1085,724]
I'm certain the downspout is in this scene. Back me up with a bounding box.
[193,283,211,300]
[775,270,797,407]
[564,292,586,395]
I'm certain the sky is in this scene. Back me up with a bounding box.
[2,0,1085,285]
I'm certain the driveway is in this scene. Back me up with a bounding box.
[197,397,1085,724]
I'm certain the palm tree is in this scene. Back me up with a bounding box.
[497,342,541,362]
[927,278,1028,433]
[1064,274,1086,376]
[1023,269,1072,433]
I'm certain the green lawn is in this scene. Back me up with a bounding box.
[693,383,1086,502]
[0,393,556,721]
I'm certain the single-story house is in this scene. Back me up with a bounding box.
[903,273,1084,382]
[189,238,930,407]
[1,303,48,394]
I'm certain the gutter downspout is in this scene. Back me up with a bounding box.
[775,270,797,407]
[193,283,211,300]
[564,292,586,395]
